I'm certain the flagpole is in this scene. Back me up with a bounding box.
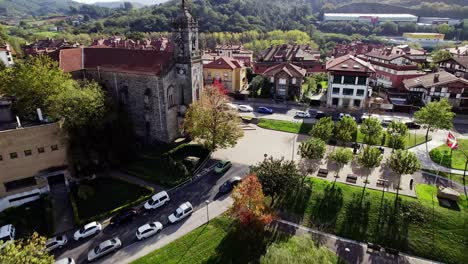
[449,147,453,188]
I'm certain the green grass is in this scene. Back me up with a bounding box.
[70,178,152,220]
[429,139,468,170]
[132,217,341,264]
[356,130,429,149]
[32,31,58,38]
[257,118,313,134]
[421,169,466,186]
[279,178,468,264]
[0,196,54,237]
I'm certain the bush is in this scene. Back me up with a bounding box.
[77,185,95,200]
[429,148,451,168]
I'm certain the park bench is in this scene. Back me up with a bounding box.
[366,243,381,253]
[384,247,400,256]
[376,179,389,188]
[346,174,357,184]
[317,168,329,178]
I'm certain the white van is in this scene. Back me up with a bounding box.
[144,191,170,210]
[0,224,15,248]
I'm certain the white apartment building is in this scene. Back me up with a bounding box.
[0,44,14,67]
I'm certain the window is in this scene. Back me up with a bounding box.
[10,152,17,159]
[0,155,2,161]
[279,78,287,85]
[120,86,128,105]
[167,86,175,107]
[277,87,286,96]
[24,150,32,156]
[38,147,45,154]
[270,77,274,83]
[144,89,152,107]
[332,87,340,94]
[357,77,367,85]
[333,75,343,84]
[292,78,296,84]
[356,89,365,96]
[450,93,457,98]
[207,72,211,79]
[353,99,361,107]
[51,145,58,151]
[332,98,339,106]
[4,177,37,192]
[343,88,354,96]
[343,76,356,85]
[434,87,442,93]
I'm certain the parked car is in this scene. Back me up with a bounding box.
[45,235,67,252]
[73,221,102,241]
[214,160,232,174]
[55,257,75,264]
[219,176,242,194]
[382,118,392,126]
[136,222,163,240]
[238,105,253,112]
[87,237,121,262]
[405,122,421,129]
[0,224,15,249]
[257,106,273,114]
[339,113,356,121]
[315,111,328,119]
[110,209,138,226]
[168,202,193,224]
[295,111,310,118]
[144,191,170,210]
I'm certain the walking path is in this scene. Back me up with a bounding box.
[49,183,75,234]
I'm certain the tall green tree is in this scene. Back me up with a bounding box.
[357,146,383,184]
[387,150,421,197]
[387,121,408,150]
[310,117,334,141]
[250,156,301,206]
[431,49,452,62]
[414,98,455,142]
[329,148,353,179]
[334,116,357,145]
[0,232,53,264]
[184,86,244,152]
[298,137,326,160]
[360,117,383,145]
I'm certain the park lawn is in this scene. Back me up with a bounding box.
[0,196,54,238]
[429,139,468,170]
[70,178,152,221]
[421,169,466,186]
[279,178,468,264]
[257,118,313,134]
[356,129,428,149]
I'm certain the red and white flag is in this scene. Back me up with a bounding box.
[447,132,459,149]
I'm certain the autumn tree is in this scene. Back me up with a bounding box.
[357,146,383,184]
[329,148,353,179]
[414,98,455,142]
[387,121,408,150]
[229,174,273,229]
[310,117,334,142]
[184,86,244,151]
[334,116,357,145]
[250,156,301,206]
[387,150,421,198]
[0,232,53,264]
[360,117,383,145]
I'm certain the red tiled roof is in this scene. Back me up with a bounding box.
[403,70,468,89]
[326,55,375,73]
[263,63,306,77]
[204,57,243,70]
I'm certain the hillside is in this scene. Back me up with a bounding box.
[0,0,80,16]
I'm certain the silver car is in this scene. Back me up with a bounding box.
[45,234,67,252]
[87,237,122,262]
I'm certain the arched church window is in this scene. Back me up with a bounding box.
[167,86,175,107]
[195,84,200,101]
[144,89,151,108]
[119,86,128,105]
[191,35,196,51]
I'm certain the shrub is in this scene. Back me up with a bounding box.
[429,148,451,167]
[77,185,95,200]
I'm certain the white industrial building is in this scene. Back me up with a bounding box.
[323,13,418,23]
[0,44,14,67]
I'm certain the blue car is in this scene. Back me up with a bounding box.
[257,106,273,114]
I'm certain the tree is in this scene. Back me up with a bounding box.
[431,49,452,62]
[387,150,421,196]
[310,117,334,141]
[414,98,455,142]
[229,174,273,229]
[381,21,398,35]
[360,117,383,145]
[123,2,134,10]
[329,148,353,179]
[250,156,301,206]
[298,137,326,160]
[334,116,357,145]
[0,232,53,264]
[387,121,408,150]
[357,146,383,184]
[0,56,105,129]
[184,86,244,152]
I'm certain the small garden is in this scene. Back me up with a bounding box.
[69,177,152,225]
[125,144,210,187]
[0,195,54,238]
[279,178,468,264]
[429,139,468,170]
[131,217,341,264]
[355,129,428,149]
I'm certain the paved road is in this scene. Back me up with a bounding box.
[53,161,250,264]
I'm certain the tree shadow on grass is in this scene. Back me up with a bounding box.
[276,185,312,223]
[337,192,371,241]
[310,185,344,232]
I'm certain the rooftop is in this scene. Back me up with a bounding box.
[324,13,417,18]
[326,55,375,73]
[403,70,468,89]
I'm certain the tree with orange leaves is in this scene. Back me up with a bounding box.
[229,174,273,229]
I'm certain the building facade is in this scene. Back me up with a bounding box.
[326,55,375,109]
[54,1,204,145]
[0,44,14,67]
[203,57,247,93]
[262,63,306,100]
[403,71,468,111]
[323,13,418,23]
[438,57,468,79]
[254,44,323,75]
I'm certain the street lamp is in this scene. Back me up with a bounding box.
[205,200,210,223]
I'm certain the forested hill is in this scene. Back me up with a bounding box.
[0,0,80,16]
[100,0,317,33]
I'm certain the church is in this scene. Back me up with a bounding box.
[53,0,203,144]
